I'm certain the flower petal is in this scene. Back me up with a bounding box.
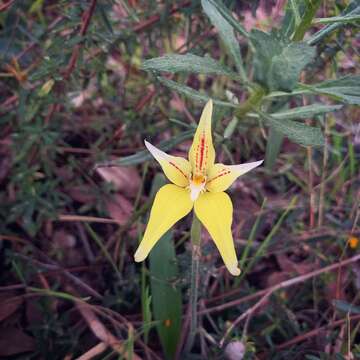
[134,184,193,262]
[189,100,215,175]
[194,191,240,276]
[145,140,191,187]
[206,160,263,193]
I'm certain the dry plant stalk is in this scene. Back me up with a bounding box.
[76,303,142,360]
[75,342,108,360]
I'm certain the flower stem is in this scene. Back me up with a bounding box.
[234,84,265,119]
[190,213,201,246]
[184,214,201,354]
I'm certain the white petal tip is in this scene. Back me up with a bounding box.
[144,139,152,149]
[134,251,145,262]
[251,159,264,168]
[229,265,241,276]
[230,159,264,176]
[205,99,213,112]
[144,140,167,162]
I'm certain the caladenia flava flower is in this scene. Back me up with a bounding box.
[134,100,263,276]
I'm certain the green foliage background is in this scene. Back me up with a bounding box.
[0,0,359,359]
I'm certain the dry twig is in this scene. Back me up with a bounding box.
[218,253,360,346]
[76,302,142,360]
[76,342,108,360]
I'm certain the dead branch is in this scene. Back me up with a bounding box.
[76,302,142,360]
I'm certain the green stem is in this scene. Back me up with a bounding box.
[190,214,201,246]
[292,0,322,41]
[184,215,201,354]
[234,85,266,119]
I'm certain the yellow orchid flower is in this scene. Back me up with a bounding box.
[134,100,263,276]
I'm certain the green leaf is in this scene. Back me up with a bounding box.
[300,75,360,105]
[264,88,312,99]
[157,77,238,108]
[201,0,246,80]
[202,0,249,38]
[148,174,182,360]
[250,29,285,91]
[142,53,235,77]
[313,14,360,24]
[258,110,324,147]
[269,42,315,92]
[141,259,152,345]
[281,0,305,37]
[250,29,315,92]
[265,127,284,169]
[333,300,360,314]
[308,0,360,45]
[249,103,342,120]
[292,0,322,41]
[223,116,239,138]
[270,103,342,119]
[289,0,302,27]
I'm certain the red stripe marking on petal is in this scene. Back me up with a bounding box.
[207,169,231,183]
[204,142,208,173]
[169,161,188,179]
[195,144,199,171]
[199,133,205,172]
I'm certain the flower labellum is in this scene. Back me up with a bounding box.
[134,100,263,276]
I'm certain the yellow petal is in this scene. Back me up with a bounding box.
[189,100,215,175]
[134,184,193,262]
[145,140,191,187]
[206,160,263,193]
[194,191,240,276]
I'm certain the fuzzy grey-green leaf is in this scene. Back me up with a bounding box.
[308,0,360,45]
[158,77,238,108]
[301,75,360,105]
[249,103,343,120]
[250,29,315,92]
[142,53,235,76]
[265,127,284,169]
[259,111,324,147]
[201,0,246,79]
[269,42,315,91]
[202,0,248,37]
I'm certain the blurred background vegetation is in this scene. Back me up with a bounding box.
[0,0,359,359]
